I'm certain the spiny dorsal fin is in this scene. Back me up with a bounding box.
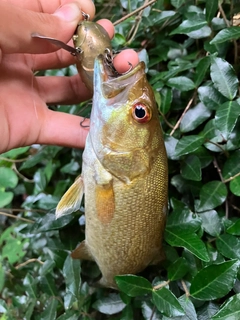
[55,175,84,219]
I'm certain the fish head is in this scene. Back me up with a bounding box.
[90,55,161,154]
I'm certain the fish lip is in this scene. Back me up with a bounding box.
[96,54,145,97]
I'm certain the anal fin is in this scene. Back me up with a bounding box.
[71,240,94,261]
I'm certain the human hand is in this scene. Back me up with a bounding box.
[0,0,139,154]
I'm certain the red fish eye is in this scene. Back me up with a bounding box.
[132,103,151,123]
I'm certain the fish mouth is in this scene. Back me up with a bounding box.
[94,54,146,98]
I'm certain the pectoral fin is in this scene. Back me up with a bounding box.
[55,175,84,219]
[71,240,94,261]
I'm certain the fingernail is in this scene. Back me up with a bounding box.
[53,2,81,22]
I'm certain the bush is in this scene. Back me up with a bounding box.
[1,0,240,319]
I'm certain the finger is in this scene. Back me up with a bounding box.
[37,74,92,105]
[38,110,89,149]
[5,0,92,15]
[114,49,140,73]
[0,0,95,55]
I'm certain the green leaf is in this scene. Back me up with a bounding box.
[200,210,222,236]
[230,176,240,196]
[190,260,239,300]
[0,299,7,313]
[210,26,240,45]
[0,190,13,207]
[167,257,188,281]
[29,212,75,233]
[0,146,29,158]
[36,299,58,320]
[142,301,162,320]
[170,17,207,35]
[164,135,180,160]
[181,155,202,181]
[212,293,240,319]
[0,167,18,188]
[222,150,240,179]
[197,302,219,319]
[206,0,218,23]
[115,275,152,297]
[93,293,126,315]
[194,57,211,87]
[160,87,172,114]
[180,103,211,133]
[215,101,240,139]
[198,82,227,110]
[175,135,204,157]
[152,287,185,317]
[216,234,240,259]
[170,0,185,8]
[177,295,198,320]
[165,227,209,262]
[62,255,81,298]
[198,181,227,211]
[167,76,195,91]
[167,207,201,232]
[227,219,240,235]
[39,275,58,296]
[210,57,239,100]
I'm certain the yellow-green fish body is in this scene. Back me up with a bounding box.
[56,56,168,288]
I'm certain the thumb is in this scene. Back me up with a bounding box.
[0,1,95,55]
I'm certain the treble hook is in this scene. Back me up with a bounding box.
[80,118,90,128]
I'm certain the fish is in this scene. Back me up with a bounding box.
[56,55,168,289]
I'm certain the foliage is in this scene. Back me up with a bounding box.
[1,0,240,318]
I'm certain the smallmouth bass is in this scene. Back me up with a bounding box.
[56,56,168,288]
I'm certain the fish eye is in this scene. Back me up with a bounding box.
[132,103,151,123]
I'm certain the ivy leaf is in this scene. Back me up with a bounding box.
[198,181,227,211]
[176,295,198,320]
[167,76,195,91]
[212,293,240,319]
[167,207,201,232]
[230,176,240,196]
[181,155,202,181]
[198,82,227,110]
[152,287,185,317]
[0,190,13,207]
[115,275,152,297]
[0,167,18,188]
[165,227,209,262]
[216,234,240,259]
[210,26,240,44]
[170,17,207,35]
[35,299,58,320]
[200,210,222,236]
[227,219,240,236]
[175,136,204,157]
[222,150,240,179]
[206,0,218,23]
[142,301,162,320]
[210,57,239,100]
[180,103,211,133]
[190,260,239,300]
[194,57,211,87]
[167,257,188,281]
[93,293,126,315]
[215,101,240,139]
[62,255,81,307]
[160,87,173,114]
